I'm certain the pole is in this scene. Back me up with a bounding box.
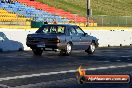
[87,0,90,26]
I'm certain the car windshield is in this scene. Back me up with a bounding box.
[0,32,8,41]
[36,25,65,34]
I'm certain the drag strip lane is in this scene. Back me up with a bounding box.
[5,65,132,88]
[0,64,132,82]
[0,47,132,87]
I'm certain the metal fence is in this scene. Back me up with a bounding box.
[91,15,132,27]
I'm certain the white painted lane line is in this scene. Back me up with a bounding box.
[121,56,131,58]
[0,64,132,82]
[103,61,110,62]
[116,60,121,61]
[0,70,76,82]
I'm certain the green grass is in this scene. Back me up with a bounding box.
[36,0,132,16]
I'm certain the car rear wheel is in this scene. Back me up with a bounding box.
[32,48,43,56]
[60,43,72,56]
[18,48,24,51]
[86,43,96,54]
[0,48,3,52]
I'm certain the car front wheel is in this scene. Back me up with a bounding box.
[32,48,43,56]
[86,43,96,54]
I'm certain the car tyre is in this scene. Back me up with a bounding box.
[18,48,24,51]
[32,48,43,56]
[0,48,3,52]
[60,43,72,56]
[86,43,96,54]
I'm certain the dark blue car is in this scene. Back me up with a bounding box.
[26,24,99,56]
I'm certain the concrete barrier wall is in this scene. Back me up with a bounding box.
[0,28,132,51]
[84,30,132,47]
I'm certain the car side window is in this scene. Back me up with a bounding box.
[0,33,8,40]
[74,26,85,36]
[69,27,77,35]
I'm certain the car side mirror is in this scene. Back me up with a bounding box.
[84,33,88,36]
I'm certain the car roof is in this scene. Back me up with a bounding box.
[42,24,77,27]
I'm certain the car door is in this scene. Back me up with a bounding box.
[67,26,80,50]
[74,26,91,50]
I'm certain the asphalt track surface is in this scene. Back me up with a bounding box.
[0,47,132,88]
